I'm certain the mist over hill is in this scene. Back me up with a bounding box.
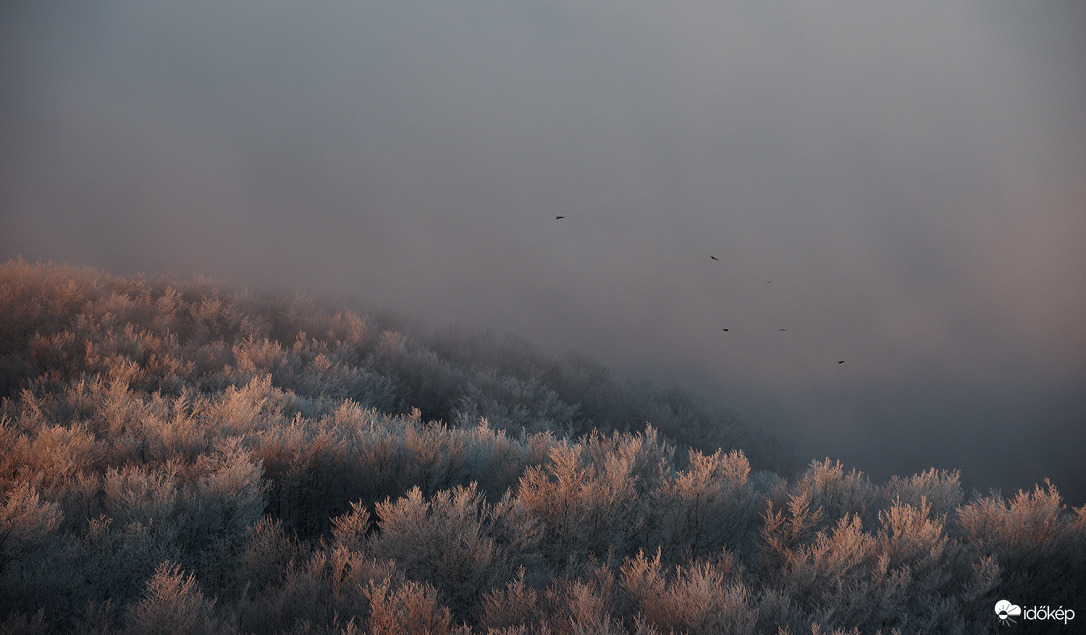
[2,260,1083,633]
[0,259,792,475]
[4,0,1084,511]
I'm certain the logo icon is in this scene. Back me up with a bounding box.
[995,600,1022,625]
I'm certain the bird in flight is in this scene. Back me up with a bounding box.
[837,360,845,364]
[710,255,719,261]
[555,216,565,220]
[779,328,787,332]
[722,328,729,332]
[765,280,773,285]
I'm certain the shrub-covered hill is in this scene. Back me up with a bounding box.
[1,259,1083,634]
[0,259,789,474]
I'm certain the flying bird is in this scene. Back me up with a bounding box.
[765,280,773,285]
[710,255,719,261]
[722,328,729,332]
[555,216,565,220]
[838,360,845,364]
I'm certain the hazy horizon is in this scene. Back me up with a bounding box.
[2,1,1084,502]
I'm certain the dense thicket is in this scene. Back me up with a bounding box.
[1,260,1083,634]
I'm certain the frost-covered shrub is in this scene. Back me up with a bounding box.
[540,567,621,635]
[330,500,372,553]
[0,483,65,619]
[2,261,1084,633]
[371,484,512,618]
[958,481,1086,605]
[792,459,876,528]
[619,549,755,634]
[514,442,642,569]
[0,483,62,564]
[882,468,963,520]
[363,576,455,635]
[124,562,225,635]
[476,569,541,631]
[651,448,759,560]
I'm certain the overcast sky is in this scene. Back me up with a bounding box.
[2,0,1084,502]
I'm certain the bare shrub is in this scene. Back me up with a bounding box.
[197,442,269,539]
[632,559,755,634]
[209,374,286,435]
[69,516,174,612]
[238,516,303,593]
[959,481,1064,556]
[235,543,392,632]
[958,481,1085,604]
[792,459,875,527]
[0,484,65,620]
[541,568,620,635]
[364,576,454,635]
[759,491,824,578]
[869,498,965,630]
[330,500,372,553]
[101,463,180,533]
[253,420,353,536]
[882,469,963,520]
[476,568,540,631]
[453,369,579,436]
[652,448,759,560]
[2,422,99,497]
[0,483,62,569]
[461,421,535,500]
[877,498,949,575]
[514,441,641,569]
[124,562,225,635]
[402,420,473,495]
[371,484,505,618]
[780,515,878,630]
[0,608,48,635]
[231,336,288,381]
[583,427,672,497]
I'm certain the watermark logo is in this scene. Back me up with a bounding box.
[994,600,1022,625]
[995,600,1075,626]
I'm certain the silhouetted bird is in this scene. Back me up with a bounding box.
[710,255,719,261]
[838,360,845,364]
[555,216,565,220]
[766,280,773,285]
[779,328,787,332]
[722,328,729,332]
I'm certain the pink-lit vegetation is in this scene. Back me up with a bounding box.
[1,260,1083,633]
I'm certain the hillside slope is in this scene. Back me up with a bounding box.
[1,260,1083,634]
[0,259,789,472]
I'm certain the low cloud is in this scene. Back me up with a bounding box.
[2,0,1084,500]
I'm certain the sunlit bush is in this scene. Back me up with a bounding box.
[1,260,1082,633]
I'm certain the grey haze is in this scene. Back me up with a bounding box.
[1,1,1084,501]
